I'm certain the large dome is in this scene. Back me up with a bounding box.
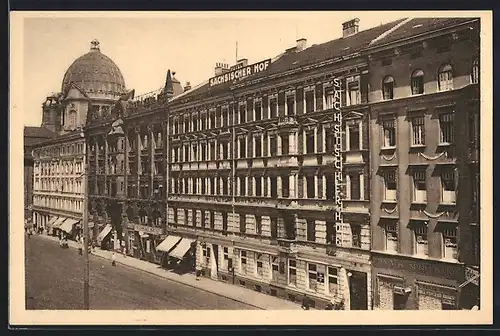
[61,40,126,96]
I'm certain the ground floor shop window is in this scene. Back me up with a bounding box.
[271,256,279,280]
[328,266,339,295]
[393,293,407,310]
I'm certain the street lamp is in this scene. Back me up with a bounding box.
[79,132,90,310]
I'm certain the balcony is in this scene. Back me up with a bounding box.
[344,151,365,165]
[276,238,298,254]
[278,115,298,127]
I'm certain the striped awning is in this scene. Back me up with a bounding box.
[52,217,67,229]
[169,238,195,259]
[47,216,59,227]
[96,224,113,243]
[59,218,80,233]
[156,235,182,253]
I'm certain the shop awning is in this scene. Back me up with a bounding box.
[156,235,182,253]
[52,217,67,229]
[59,218,80,233]
[169,238,195,259]
[47,216,59,227]
[96,224,113,242]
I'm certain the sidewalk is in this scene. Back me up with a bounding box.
[37,234,304,310]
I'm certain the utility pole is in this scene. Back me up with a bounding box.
[82,134,90,310]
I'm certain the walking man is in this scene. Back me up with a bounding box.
[111,252,117,267]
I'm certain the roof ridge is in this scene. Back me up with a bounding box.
[369,17,413,46]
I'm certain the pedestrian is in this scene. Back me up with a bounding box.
[111,252,117,267]
[78,237,83,255]
[195,264,202,281]
[91,240,96,252]
[301,295,310,310]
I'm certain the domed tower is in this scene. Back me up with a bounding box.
[48,39,127,133]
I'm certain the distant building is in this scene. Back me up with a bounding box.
[24,126,56,219]
[31,40,127,238]
[366,18,480,310]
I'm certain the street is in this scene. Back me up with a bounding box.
[25,235,256,310]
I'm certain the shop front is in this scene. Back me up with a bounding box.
[156,235,182,268]
[167,237,196,274]
[459,265,480,309]
[133,224,165,263]
[372,252,464,310]
[96,224,113,250]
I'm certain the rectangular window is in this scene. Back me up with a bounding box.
[308,264,318,291]
[325,175,334,200]
[286,95,295,115]
[282,176,289,198]
[441,169,456,204]
[351,224,361,248]
[328,267,338,295]
[382,119,396,148]
[347,76,360,106]
[325,128,335,153]
[411,75,424,95]
[281,135,289,155]
[413,171,427,203]
[326,220,336,245]
[271,256,279,280]
[221,142,228,160]
[210,142,216,161]
[255,177,262,197]
[269,98,278,118]
[442,226,458,260]
[349,124,360,150]
[307,219,316,242]
[255,137,262,157]
[288,259,297,286]
[255,101,262,121]
[239,138,246,159]
[239,176,246,196]
[349,174,361,200]
[306,132,315,154]
[306,176,315,199]
[270,177,278,199]
[269,136,277,156]
[385,223,398,252]
[414,223,428,256]
[240,250,247,274]
[411,116,425,146]
[239,105,246,124]
[325,88,335,109]
[383,171,397,201]
[239,214,246,233]
[201,143,207,161]
[439,113,454,144]
[305,90,315,113]
[255,215,262,234]
[256,253,264,277]
[222,212,228,231]
[222,108,229,127]
[383,80,394,100]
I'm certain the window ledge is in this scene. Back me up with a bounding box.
[382,200,398,204]
[411,201,427,206]
[410,144,426,149]
[380,146,396,151]
[440,202,456,207]
[437,142,453,147]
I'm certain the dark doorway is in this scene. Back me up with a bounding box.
[393,293,407,310]
[213,244,219,274]
[349,270,368,310]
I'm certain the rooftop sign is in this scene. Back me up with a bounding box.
[209,59,271,87]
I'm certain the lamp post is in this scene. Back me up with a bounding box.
[80,132,90,310]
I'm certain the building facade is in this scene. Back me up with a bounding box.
[24,126,57,220]
[365,18,480,310]
[164,18,408,310]
[84,70,184,258]
[31,40,127,237]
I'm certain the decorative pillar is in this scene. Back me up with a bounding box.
[314,175,318,199]
[359,120,363,150]
[289,133,295,155]
[314,127,318,153]
[322,126,326,153]
[277,176,282,198]
[345,124,350,151]
[360,173,364,200]
[289,174,295,198]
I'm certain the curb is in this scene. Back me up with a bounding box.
[35,234,265,310]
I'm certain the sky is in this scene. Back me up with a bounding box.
[22,12,409,126]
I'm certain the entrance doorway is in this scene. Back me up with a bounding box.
[213,244,219,273]
[393,293,407,310]
[349,270,368,310]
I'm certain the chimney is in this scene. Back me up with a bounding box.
[342,18,360,38]
[184,81,192,92]
[296,38,307,52]
[237,58,248,67]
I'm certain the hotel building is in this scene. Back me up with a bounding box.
[164,18,408,310]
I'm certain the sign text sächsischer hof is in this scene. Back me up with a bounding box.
[209,59,271,87]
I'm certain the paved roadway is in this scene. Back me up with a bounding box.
[25,235,256,310]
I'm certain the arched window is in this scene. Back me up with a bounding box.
[411,70,424,95]
[438,64,453,91]
[382,76,395,100]
[471,59,479,84]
